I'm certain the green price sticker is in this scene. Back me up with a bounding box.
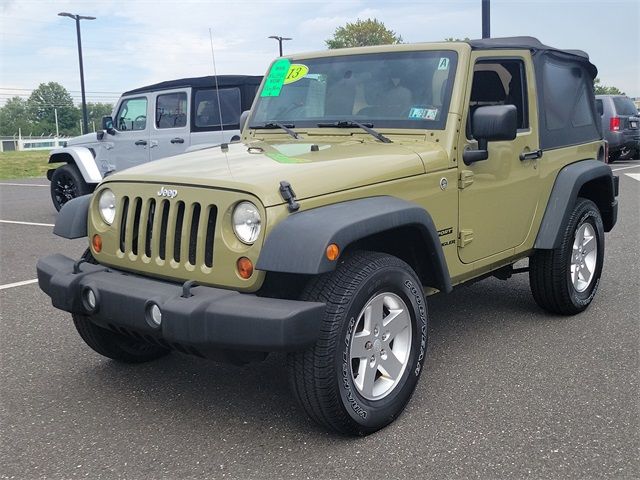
[260,58,291,97]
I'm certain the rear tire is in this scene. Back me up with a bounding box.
[73,314,170,363]
[287,251,428,435]
[529,198,604,315]
[51,164,90,211]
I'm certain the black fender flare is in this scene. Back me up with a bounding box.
[256,196,452,293]
[53,194,91,239]
[535,159,617,249]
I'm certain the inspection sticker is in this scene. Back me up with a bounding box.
[437,57,450,70]
[284,64,309,85]
[409,107,438,120]
[261,58,291,97]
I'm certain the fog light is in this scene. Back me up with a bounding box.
[82,287,98,312]
[147,303,162,327]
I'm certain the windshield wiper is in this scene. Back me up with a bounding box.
[250,122,300,139]
[317,121,392,143]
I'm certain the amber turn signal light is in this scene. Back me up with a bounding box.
[237,257,254,279]
[92,234,102,253]
[326,243,340,261]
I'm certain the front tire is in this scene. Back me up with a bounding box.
[73,314,170,363]
[51,164,90,211]
[288,251,428,435]
[529,198,605,315]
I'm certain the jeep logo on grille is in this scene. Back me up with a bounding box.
[157,187,178,198]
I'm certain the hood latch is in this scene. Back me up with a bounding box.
[279,181,300,213]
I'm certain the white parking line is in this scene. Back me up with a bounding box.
[0,219,54,227]
[0,182,48,187]
[0,279,38,290]
[611,164,640,172]
[625,173,640,182]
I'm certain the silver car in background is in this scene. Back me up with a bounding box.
[595,94,640,162]
[47,75,262,210]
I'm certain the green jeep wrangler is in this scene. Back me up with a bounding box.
[37,37,619,435]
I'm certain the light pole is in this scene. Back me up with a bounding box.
[268,36,292,57]
[482,0,490,39]
[58,12,95,135]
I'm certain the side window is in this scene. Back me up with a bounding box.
[194,88,241,130]
[467,59,528,138]
[595,99,604,116]
[116,97,148,131]
[156,92,188,129]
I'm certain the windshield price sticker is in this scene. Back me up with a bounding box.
[284,64,309,85]
[437,57,450,70]
[261,58,291,97]
[409,107,438,120]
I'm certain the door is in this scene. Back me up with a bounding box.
[457,54,541,263]
[150,89,191,160]
[109,95,151,170]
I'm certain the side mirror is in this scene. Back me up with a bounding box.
[596,102,604,116]
[101,115,116,135]
[239,110,250,134]
[463,105,517,165]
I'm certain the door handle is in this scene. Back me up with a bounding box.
[135,140,147,146]
[520,149,543,161]
[170,137,185,144]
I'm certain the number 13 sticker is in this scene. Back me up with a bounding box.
[284,64,309,84]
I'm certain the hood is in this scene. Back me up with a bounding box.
[105,139,444,207]
[66,132,99,146]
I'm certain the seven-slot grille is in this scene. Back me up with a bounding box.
[118,196,217,268]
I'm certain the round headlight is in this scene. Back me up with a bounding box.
[232,201,261,244]
[98,189,116,225]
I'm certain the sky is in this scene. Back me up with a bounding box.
[1,0,639,107]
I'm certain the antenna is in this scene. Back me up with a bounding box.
[209,28,225,144]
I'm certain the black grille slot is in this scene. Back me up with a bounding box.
[204,206,217,268]
[173,201,185,262]
[159,200,170,260]
[131,198,142,255]
[119,196,130,252]
[144,199,156,257]
[115,191,218,270]
[188,203,201,265]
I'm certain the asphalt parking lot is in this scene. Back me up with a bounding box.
[1,161,638,480]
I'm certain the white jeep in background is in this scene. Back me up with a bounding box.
[47,75,262,210]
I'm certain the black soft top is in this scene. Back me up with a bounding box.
[467,36,597,77]
[123,75,263,96]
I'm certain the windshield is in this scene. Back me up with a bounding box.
[251,50,458,130]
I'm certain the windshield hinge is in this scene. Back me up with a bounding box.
[458,170,474,189]
[279,181,300,212]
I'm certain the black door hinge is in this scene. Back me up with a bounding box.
[279,181,299,212]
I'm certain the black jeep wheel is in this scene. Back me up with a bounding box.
[529,198,605,315]
[288,251,428,435]
[51,164,90,211]
[73,314,170,363]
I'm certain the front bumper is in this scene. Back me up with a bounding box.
[37,254,324,353]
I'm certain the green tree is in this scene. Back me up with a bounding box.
[326,18,402,49]
[594,78,625,95]
[444,37,470,42]
[86,102,114,131]
[0,96,32,136]
[27,82,80,135]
